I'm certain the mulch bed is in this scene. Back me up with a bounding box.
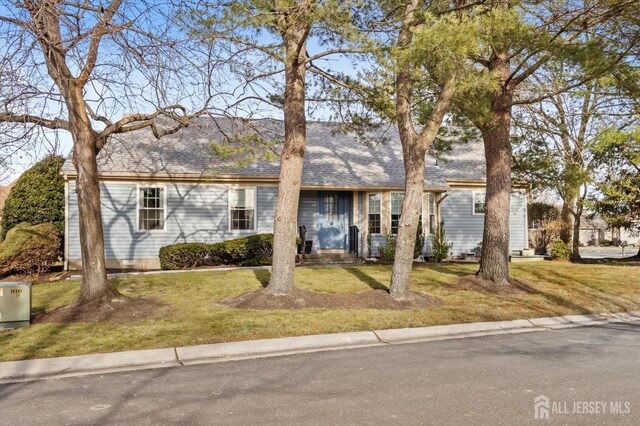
[450,275,532,295]
[33,297,165,324]
[223,288,442,310]
[0,268,69,285]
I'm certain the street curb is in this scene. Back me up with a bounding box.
[2,310,639,383]
[0,348,179,383]
[176,332,381,365]
[374,319,537,343]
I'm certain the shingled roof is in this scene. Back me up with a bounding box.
[62,118,487,190]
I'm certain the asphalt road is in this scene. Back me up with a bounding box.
[580,246,637,259]
[1,322,639,425]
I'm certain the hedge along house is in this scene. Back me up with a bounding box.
[61,118,528,270]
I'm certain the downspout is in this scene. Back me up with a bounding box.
[436,192,449,223]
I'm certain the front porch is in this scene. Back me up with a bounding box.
[296,189,443,260]
[297,190,362,258]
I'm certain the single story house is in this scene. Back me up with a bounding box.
[579,214,639,246]
[61,118,528,270]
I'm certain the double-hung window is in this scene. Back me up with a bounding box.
[368,193,381,234]
[473,191,486,214]
[229,187,256,231]
[138,187,166,231]
[428,193,436,234]
[390,192,404,234]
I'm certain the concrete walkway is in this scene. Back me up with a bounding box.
[1,310,639,384]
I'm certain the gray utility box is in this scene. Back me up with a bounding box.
[0,282,32,329]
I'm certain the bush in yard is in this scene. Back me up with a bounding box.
[159,243,210,270]
[159,234,283,270]
[549,240,570,260]
[241,234,275,266]
[378,229,396,262]
[0,155,65,240]
[208,237,250,265]
[0,222,61,276]
[431,221,453,262]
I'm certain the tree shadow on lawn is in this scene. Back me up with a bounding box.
[254,266,391,292]
[511,269,638,314]
[508,279,594,314]
[343,267,388,291]
[421,263,476,277]
[0,322,67,358]
[253,269,270,288]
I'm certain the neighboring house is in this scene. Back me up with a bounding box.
[61,118,528,270]
[579,214,639,246]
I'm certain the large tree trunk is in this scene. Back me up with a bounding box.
[72,138,119,303]
[477,121,512,284]
[388,0,420,299]
[571,211,582,261]
[388,0,456,298]
[67,87,119,304]
[27,5,119,304]
[559,197,575,244]
[477,57,513,284]
[569,198,583,261]
[389,147,425,299]
[266,37,307,295]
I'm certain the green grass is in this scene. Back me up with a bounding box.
[2,261,640,362]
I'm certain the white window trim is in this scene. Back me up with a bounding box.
[472,190,486,215]
[427,193,437,234]
[366,192,382,236]
[390,191,405,233]
[136,184,168,232]
[228,186,258,232]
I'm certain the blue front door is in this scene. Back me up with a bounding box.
[318,192,349,250]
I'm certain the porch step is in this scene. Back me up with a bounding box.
[302,253,360,264]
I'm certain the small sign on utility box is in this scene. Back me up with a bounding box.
[0,281,32,329]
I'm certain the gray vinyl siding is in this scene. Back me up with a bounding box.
[440,189,528,256]
[297,190,319,254]
[67,182,277,261]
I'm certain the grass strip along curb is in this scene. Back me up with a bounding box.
[2,310,639,383]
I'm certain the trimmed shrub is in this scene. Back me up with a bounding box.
[159,243,210,270]
[1,155,65,240]
[159,234,282,270]
[0,222,61,276]
[209,237,250,265]
[549,240,570,260]
[242,234,275,266]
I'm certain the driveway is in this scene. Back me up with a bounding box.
[1,322,639,425]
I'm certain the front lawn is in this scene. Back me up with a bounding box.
[2,262,640,362]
